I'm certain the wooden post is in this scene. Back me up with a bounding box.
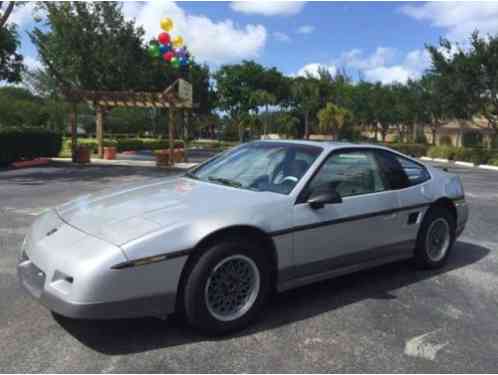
[70,104,78,162]
[96,105,104,159]
[169,106,175,166]
[183,109,189,162]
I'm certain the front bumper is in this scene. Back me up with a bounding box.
[18,255,182,319]
[18,258,176,319]
[17,210,188,319]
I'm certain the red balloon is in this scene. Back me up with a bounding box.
[163,51,174,62]
[158,32,170,45]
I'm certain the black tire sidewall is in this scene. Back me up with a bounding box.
[184,241,271,335]
[415,207,456,269]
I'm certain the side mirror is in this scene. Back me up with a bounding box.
[307,188,342,209]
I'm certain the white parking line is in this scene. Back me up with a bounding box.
[404,330,448,361]
[2,207,47,216]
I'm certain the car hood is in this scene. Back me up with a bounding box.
[56,177,282,246]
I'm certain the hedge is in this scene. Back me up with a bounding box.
[428,146,498,165]
[189,139,239,151]
[0,127,62,167]
[61,137,185,155]
[384,143,430,158]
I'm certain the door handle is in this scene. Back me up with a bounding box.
[383,213,397,220]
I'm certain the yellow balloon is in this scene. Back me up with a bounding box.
[172,35,184,48]
[160,17,173,32]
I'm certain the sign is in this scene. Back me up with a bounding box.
[178,79,193,108]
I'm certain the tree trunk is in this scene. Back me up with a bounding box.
[264,104,269,138]
[70,104,78,162]
[304,112,309,140]
[238,119,243,143]
[96,106,104,159]
[0,2,15,29]
[490,130,498,149]
[169,107,175,166]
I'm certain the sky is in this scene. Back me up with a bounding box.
[9,1,498,84]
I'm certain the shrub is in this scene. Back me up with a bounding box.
[386,143,429,157]
[190,139,238,151]
[427,146,498,165]
[0,127,62,167]
[439,135,453,146]
[427,146,457,160]
[60,137,185,156]
[414,132,428,144]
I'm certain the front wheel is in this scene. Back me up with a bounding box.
[183,241,271,335]
[414,206,456,269]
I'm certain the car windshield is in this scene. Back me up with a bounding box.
[186,142,322,194]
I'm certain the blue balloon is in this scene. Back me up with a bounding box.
[180,57,189,66]
[159,43,171,54]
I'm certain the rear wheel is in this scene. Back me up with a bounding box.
[183,241,271,335]
[415,206,456,269]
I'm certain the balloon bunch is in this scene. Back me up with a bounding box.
[147,17,192,70]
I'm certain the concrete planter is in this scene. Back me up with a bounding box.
[75,145,91,164]
[103,146,117,160]
[155,149,171,166]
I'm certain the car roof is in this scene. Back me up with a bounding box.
[255,139,394,153]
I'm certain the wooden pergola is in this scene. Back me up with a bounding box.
[63,79,194,165]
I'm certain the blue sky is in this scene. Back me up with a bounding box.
[10,1,498,84]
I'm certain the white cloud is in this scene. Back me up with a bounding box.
[400,2,498,41]
[7,2,38,27]
[273,31,291,43]
[362,66,411,85]
[295,47,431,84]
[296,63,336,78]
[337,47,430,84]
[338,47,396,71]
[23,56,42,71]
[230,1,305,16]
[123,1,267,65]
[296,25,315,34]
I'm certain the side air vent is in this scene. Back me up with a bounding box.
[408,212,420,225]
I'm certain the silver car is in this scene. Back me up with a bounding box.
[18,141,468,335]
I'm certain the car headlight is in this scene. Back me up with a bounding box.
[19,234,31,261]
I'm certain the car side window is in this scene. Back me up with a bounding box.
[374,150,410,189]
[396,155,431,186]
[307,150,386,198]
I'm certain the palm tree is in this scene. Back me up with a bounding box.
[250,89,276,137]
[291,77,319,139]
[317,103,349,140]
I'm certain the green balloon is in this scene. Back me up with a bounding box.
[148,44,160,58]
[171,57,181,68]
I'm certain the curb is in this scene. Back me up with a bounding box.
[51,157,198,170]
[419,156,498,172]
[479,164,498,171]
[11,158,50,169]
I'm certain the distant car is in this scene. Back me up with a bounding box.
[18,141,468,335]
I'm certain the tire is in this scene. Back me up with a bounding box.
[183,240,271,335]
[415,206,456,269]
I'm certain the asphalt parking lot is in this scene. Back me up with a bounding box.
[0,160,497,372]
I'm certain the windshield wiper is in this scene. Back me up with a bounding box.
[184,171,198,180]
[208,176,242,188]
